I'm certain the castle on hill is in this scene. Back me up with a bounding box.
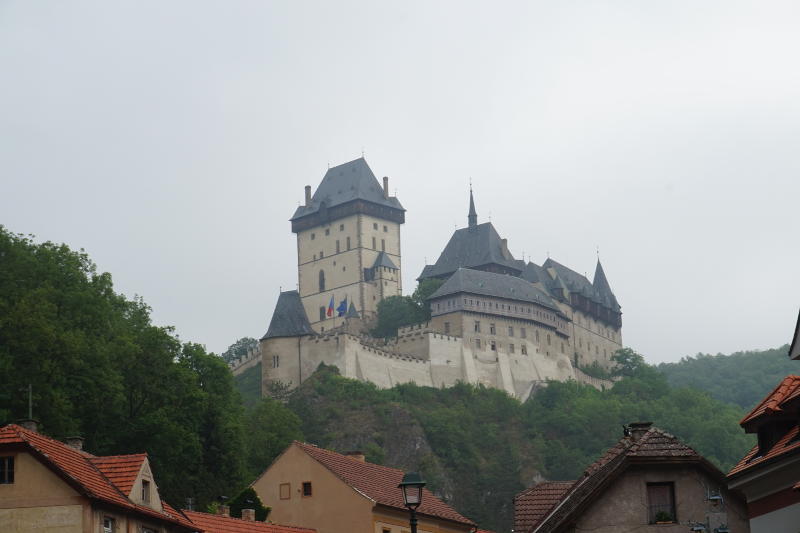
[247,158,622,399]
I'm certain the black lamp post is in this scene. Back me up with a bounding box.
[398,472,426,533]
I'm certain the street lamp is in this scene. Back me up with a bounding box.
[398,472,426,533]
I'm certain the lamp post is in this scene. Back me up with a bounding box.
[398,472,426,533]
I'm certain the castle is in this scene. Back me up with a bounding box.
[249,158,622,399]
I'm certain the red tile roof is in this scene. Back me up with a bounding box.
[728,424,800,477]
[0,424,195,531]
[514,481,574,532]
[291,441,475,526]
[524,426,713,533]
[740,375,800,427]
[89,453,146,496]
[182,510,315,533]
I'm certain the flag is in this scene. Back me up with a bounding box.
[336,295,348,317]
[327,295,334,317]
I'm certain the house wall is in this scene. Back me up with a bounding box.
[573,464,749,533]
[0,451,85,532]
[372,506,472,533]
[251,445,374,533]
[728,454,800,533]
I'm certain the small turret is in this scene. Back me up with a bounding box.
[468,187,478,228]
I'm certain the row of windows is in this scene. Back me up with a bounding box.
[475,338,529,355]
[309,222,390,241]
[435,298,565,329]
[311,236,388,261]
[279,481,313,499]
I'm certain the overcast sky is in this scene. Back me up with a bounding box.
[2,1,799,364]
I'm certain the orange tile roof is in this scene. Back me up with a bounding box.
[728,425,800,478]
[292,441,475,526]
[740,375,800,427]
[0,424,195,530]
[182,510,315,533]
[514,481,574,532]
[89,453,147,496]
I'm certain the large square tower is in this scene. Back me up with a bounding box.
[290,158,404,331]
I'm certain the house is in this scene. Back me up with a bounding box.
[513,422,749,533]
[0,421,196,533]
[727,375,800,532]
[250,441,476,533]
[181,509,316,533]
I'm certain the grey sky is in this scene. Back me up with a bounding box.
[2,1,798,364]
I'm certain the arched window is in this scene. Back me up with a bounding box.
[319,270,325,292]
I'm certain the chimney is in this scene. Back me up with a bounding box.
[345,451,366,462]
[382,176,389,199]
[241,508,256,521]
[17,418,39,433]
[217,505,230,517]
[304,185,312,206]
[501,238,510,258]
[628,422,652,441]
[65,436,84,451]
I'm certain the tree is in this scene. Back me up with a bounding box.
[228,487,271,521]
[611,347,646,377]
[244,398,303,478]
[221,337,258,364]
[371,279,445,337]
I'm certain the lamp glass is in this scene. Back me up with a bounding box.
[398,472,426,509]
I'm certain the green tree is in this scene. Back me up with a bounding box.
[221,337,258,364]
[244,399,303,478]
[227,487,271,521]
[611,347,646,377]
[371,279,445,337]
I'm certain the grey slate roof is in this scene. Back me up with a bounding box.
[290,158,404,221]
[372,251,398,269]
[592,260,620,311]
[418,222,524,280]
[542,258,620,312]
[429,267,561,312]
[261,290,315,340]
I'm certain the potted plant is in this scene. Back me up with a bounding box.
[654,510,674,523]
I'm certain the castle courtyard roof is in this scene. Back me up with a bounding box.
[261,290,315,340]
[290,158,404,222]
[428,267,561,313]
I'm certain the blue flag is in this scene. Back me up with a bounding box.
[336,295,348,317]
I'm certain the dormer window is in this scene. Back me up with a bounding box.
[142,479,151,503]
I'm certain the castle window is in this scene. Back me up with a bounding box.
[319,270,326,292]
[311,233,315,240]
[535,330,540,342]
[373,222,378,230]
[372,237,376,249]
[475,338,481,348]
[272,355,280,368]
[319,250,323,258]
[490,341,497,351]
[474,321,481,333]
[381,239,385,251]
[343,266,346,271]
[508,326,514,337]
[325,228,330,236]
[489,323,496,335]
[340,224,344,231]
[313,254,316,260]
[336,240,340,253]
[383,225,388,232]
[319,307,326,321]
[521,328,526,339]
[509,343,515,354]
[595,345,599,354]
[444,322,450,334]
[346,236,351,250]
[547,334,551,345]
[561,343,565,353]
[521,344,528,355]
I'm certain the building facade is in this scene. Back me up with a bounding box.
[260,158,623,399]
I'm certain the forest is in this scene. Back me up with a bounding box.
[2,225,791,532]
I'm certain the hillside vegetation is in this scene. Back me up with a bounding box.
[658,345,795,409]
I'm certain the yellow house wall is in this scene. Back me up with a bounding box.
[372,506,472,533]
[0,451,86,532]
[251,444,374,533]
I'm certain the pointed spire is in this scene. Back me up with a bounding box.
[593,259,612,293]
[468,185,478,228]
